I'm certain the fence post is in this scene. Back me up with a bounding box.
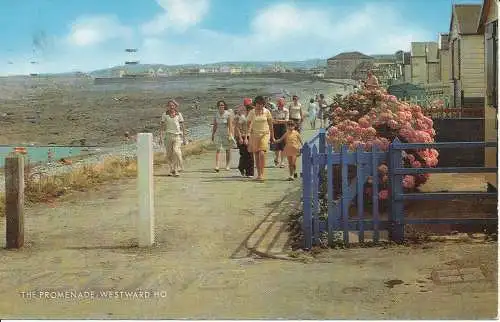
[5,155,24,249]
[312,145,320,246]
[302,144,313,249]
[318,128,326,154]
[137,133,155,247]
[389,138,404,243]
[318,128,326,187]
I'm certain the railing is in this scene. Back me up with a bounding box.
[421,107,485,119]
[301,129,498,249]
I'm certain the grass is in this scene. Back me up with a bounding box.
[0,139,212,217]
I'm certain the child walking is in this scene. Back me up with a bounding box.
[274,121,303,181]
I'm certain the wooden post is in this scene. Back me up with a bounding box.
[137,133,155,247]
[5,155,24,249]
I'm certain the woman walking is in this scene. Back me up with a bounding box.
[247,96,274,181]
[317,93,328,128]
[234,98,254,177]
[271,97,289,168]
[211,100,234,172]
[160,100,185,177]
[307,98,319,129]
[287,95,304,132]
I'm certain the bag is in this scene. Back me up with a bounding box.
[230,136,237,149]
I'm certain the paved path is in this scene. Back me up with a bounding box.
[0,128,497,319]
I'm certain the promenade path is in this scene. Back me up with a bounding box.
[0,129,497,319]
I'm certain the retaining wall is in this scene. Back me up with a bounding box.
[433,118,485,167]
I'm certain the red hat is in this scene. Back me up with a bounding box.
[243,98,252,106]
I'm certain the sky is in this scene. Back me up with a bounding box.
[0,0,483,75]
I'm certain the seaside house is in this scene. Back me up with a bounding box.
[325,52,373,79]
[230,66,242,74]
[409,42,440,85]
[410,42,427,84]
[438,33,451,84]
[477,0,498,189]
[403,52,412,82]
[426,42,441,83]
[449,4,485,108]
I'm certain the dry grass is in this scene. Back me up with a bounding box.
[0,139,212,216]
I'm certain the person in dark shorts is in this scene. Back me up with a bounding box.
[234,98,254,177]
[270,97,289,167]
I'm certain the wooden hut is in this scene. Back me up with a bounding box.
[449,4,485,108]
[477,0,498,189]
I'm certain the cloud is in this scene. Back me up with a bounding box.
[244,2,430,56]
[67,15,133,47]
[141,0,210,35]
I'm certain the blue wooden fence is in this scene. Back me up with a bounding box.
[301,129,498,249]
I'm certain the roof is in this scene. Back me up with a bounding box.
[450,4,482,35]
[439,33,450,50]
[477,0,494,33]
[327,51,373,60]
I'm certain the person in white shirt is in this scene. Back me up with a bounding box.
[211,100,234,172]
[307,98,319,129]
[317,94,328,128]
[160,100,186,177]
[287,95,303,132]
[271,97,289,168]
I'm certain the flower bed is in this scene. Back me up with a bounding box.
[324,88,439,206]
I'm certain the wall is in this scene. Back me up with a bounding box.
[404,65,412,82]
[427,62,441,83]
[440,49,451,82]
[484,2,498,187]
[433,118,485,167]
[460,35,485,100]
[411,56,427,84]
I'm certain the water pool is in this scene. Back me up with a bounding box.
[0,146,89,168]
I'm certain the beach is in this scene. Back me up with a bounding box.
[0,74,349,190]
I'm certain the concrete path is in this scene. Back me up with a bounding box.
[0,128,497,319]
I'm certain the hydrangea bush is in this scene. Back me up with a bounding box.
[325,88,439,201]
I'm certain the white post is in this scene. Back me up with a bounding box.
[137,133,155,247]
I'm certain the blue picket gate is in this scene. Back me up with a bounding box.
[301,129,498,249]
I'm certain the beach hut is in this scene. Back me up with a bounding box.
[449,4,485,108]
[477,0,498,189]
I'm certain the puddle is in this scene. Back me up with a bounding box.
[384,279,404,288]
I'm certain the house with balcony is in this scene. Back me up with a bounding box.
[449,4,485,108]
[477,0,498,189]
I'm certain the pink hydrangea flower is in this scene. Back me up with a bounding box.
[411,160,422,168]
[402,175,416,189]
[358,117,371,128]
[378,190,389,200]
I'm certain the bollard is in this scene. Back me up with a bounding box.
[5,155,25,249]
[137,133,155,247]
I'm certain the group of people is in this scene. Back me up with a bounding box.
[157,91,336,181]
[211,95,307,181]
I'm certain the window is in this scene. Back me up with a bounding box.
[486,20,498,109]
